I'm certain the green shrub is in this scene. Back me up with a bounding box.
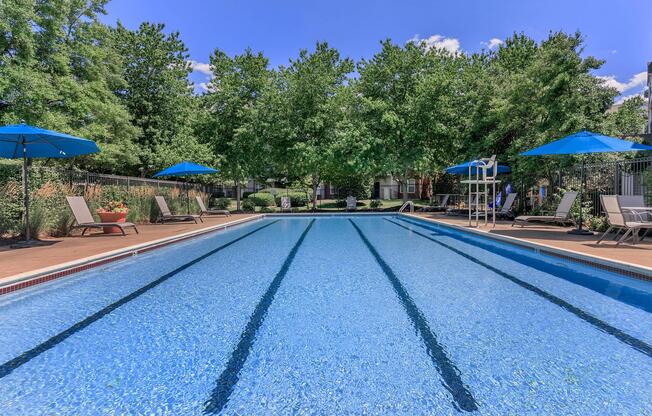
[241,198,256,212]
[247,192,276,207]
[259,206,276,213]
[212,197,231,210]
[370,199,383,209]
[274,191,309,207]
[587,215,609,232]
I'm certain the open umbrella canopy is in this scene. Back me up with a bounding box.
[153,161,218,177]
[446,160,511,175]
[521,130,652,156]
[0,123,100,158]
[0,122,99,243]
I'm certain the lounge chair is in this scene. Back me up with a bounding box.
[66,196,138,236]
[512,191,577,227]
[195,196,230,217]
[420,194,450,212]
[345,196,357,211]
[597,195,652,245]
[155,196,202,224]
[497,192,517,219]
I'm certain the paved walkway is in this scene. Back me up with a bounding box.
[0,214,256,280]
[413,213,652,270]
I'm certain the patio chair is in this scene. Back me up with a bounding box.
[155,196,202,224]
[512,191,577,227]
[66,196,138,236]
[617,195,651,222]
[597,195,652,245]
[280,196,291,212]
[497,192,518,219]
[195,196,230,217]
[345,196,357,211]
[420,194,450,212]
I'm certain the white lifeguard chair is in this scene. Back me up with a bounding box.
[460,155,500,227]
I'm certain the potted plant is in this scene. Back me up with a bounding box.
[96,201,129,234]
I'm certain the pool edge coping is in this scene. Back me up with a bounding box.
[401,213,652,281]
[0,215,264,295]
[3,211,650,296]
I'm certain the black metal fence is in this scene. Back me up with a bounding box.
[559,156,652,215]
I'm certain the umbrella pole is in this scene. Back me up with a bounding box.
[22,143,30,241]
[186,184,190,215]
[568,156,593,235]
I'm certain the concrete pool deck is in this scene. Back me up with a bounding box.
[0,214,258,286]
[408,212,652,277]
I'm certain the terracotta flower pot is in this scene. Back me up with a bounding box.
[97,211,128,234]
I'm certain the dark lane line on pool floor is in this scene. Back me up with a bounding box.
[398,218,652,313]
[348,219,479,413]
[0,219,282,380]
[385,218,652,359]
[203,219,316,415]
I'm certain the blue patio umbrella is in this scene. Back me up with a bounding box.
[153,161,218,213]
[152,161,218,178]
[446,160,511,175]
[0,122,100,242]
[521,130,652,234]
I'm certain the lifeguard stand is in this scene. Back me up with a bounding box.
[460,155,500,227]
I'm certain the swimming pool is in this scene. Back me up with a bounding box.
[1,215,651,415]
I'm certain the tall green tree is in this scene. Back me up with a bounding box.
[274,42,354,209]
[602,96,648,137]
[0,0,140,173]
[464,32,618,182]
[114,21,211,174]
[201,48,271,210]
[357,39,462,202]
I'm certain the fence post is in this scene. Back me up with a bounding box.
[614,163,620,195]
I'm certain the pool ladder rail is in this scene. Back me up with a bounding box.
[399,201,414,213]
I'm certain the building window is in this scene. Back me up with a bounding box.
[406,179,416,194]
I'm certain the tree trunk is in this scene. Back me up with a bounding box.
[235,181,241,211]
[311,175,319,211]
[401,168,410,203]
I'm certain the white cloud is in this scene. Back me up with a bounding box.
[615,92,644,105]
[195,82,211,93]
[597,71,646,93]
[188,60,212,76]
[408,34,461,53]
[481,38,504,49]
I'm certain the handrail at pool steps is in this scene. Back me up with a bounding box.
[399,200,414,213]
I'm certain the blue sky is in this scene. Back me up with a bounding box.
[101,0,651,100]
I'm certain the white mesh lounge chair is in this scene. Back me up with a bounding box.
[598,195,652,245]
[66,196,138,236]
[346,196,357,211]
[513,191,577,227]
[155,196,202,224]
[195,196,230,217]
[497,192,518,219]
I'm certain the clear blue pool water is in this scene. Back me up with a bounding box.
[1,215,651,415]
